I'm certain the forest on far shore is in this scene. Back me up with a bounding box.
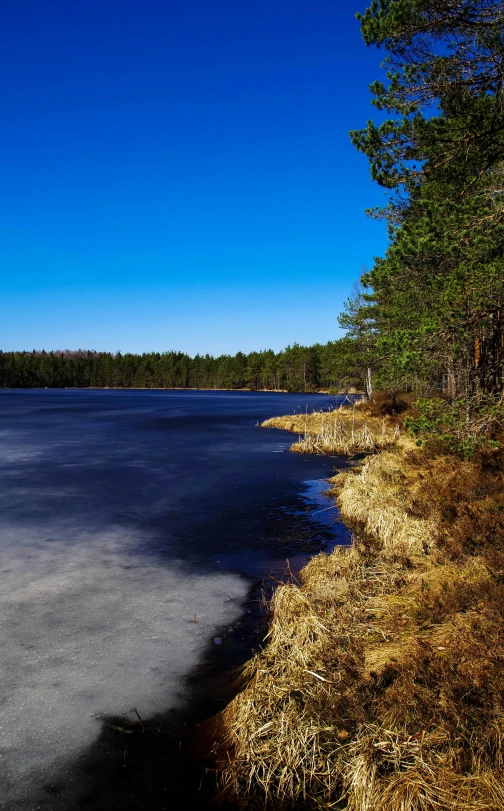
[0,342,362,392]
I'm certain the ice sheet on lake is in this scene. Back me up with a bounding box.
[0,389,344,807]
[0,524,247,805]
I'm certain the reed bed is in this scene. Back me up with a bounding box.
[216,418,504,810]
[262,405,402,455]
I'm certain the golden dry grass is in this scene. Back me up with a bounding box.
[216,405,504,810]
[332,452,435,555]
[262,403,406,455]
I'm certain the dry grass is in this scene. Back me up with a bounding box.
[216,399,504,810]
[331,451,436,556]
[262,402,405,455]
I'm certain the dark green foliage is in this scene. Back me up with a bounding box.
[353,0,504,193]
[337,286,377,397]
[344,0,504,443]
[405,397,503,458]
[0,343,363,393]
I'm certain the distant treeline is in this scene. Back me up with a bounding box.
[0,343,362,392]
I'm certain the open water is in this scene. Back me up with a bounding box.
[0,390,354,809]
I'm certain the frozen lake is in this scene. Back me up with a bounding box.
[0,389,352,809]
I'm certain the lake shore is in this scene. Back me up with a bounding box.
[14,386,360,394]
[215,400,504,810]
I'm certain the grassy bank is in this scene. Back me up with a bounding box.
[216,400,504,810]
[262,396,405,455]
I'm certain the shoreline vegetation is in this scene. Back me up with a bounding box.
[214,397,504,810]
[262,398,402,456]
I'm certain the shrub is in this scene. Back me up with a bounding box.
[405,397,503,459]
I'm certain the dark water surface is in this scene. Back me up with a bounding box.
[0,390,353,809]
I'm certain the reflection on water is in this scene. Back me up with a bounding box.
[0,390,354,808]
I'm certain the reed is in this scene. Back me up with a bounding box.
[262,404,403,455]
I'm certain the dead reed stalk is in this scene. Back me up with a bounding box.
[262,406,403,456]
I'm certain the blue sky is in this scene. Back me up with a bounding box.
[1,0,388,355]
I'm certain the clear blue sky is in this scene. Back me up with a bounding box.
[1,0,388,355]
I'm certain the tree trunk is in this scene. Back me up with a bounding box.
[365,367,373,400]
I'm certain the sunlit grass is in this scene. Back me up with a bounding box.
[217,402,504,810]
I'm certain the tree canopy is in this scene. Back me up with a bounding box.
[347,0,504,423]
[0,344,362,393]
